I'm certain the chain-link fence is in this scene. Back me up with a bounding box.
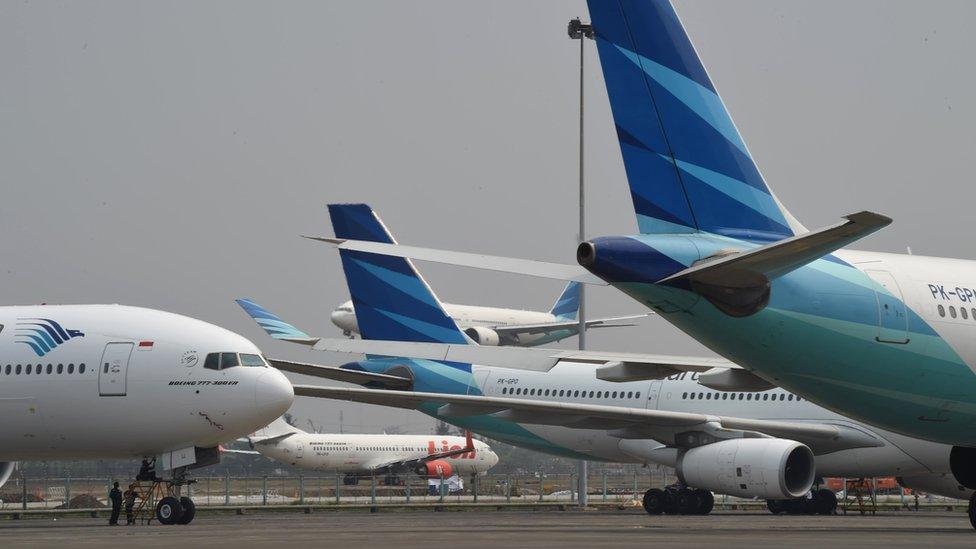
[0,473,966,510]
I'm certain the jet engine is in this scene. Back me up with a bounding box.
[677,439,815,499]
[0,462,17,489]
[464,327,500,346]
[416,460,453,478]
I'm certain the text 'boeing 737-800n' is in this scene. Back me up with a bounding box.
[0,304,294,524]
[237,204,973,518]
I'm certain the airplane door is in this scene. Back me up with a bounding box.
[98,343,133,396]
[296,440,304,460]
[645,380,663,410]
[865,270,910,344]
[468,368,491,395]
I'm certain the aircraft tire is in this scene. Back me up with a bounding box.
[177,497,196,524]
[766,499,785,515]
[642,488,667,515]
[156,496,183,525]
[694,490,714,515]
[968,493,976,530]
[675,488,698,515]
[812,489,837,515]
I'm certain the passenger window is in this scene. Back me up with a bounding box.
[16,365,22,375]
[596,391,603,398]
[574,390,580,398]
[636,392,640,399]
[204,353,220,370]
[964,308,970,320]
[544,389,550,396]
[682,392,688,399]
[240,354,266,367]
[67,364,74,374]
[779,394,785,401]
[762,394,768,401]
[80,364,85,374]
[950,306,957,319]
[627,391,633,399]
[706,393,711,400]
[220,353,240,369]
[4,365,9,375]
[938,304,945,317]
[57,364,63,374]
[746,394,752,401]
[589,391,595,398]
[972,308,976,320]
[611,391,618,398]
[788,394,794,401]
[46,364,52,374]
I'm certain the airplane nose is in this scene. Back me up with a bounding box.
[254,368,294,418]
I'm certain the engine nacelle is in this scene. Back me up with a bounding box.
[0,462,17,489]
[464,326,500,346]
[898,473,974,500]
[677,439,815,499]
[950,446,976,489]
[416,460,453,478]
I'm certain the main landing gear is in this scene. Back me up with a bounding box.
[767,488,837,516]
[968,493,976,530]
[642,486,714,515]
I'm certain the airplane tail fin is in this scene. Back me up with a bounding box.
[328,204,470,345]
[235,298,318,345]
[587,0,804,241]
[548,282,581,320]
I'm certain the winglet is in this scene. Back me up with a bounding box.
[235,298,319,345]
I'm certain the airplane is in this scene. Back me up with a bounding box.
[234,417,497,485]
[327,207,647,347]
[332,283,645,347]
[238,204,973,517]
[297,0,976,528]
[0,304,294,524]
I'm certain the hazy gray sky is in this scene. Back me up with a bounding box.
[2,1,974,434]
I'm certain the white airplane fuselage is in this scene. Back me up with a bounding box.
[437,362,968,493]
[0,304,294,461]
[255,430,498,475]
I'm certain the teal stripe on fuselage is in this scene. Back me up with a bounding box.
[608,238,976,444]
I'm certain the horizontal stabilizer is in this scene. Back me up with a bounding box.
[293,385,882,455]
[311,336,733,377]
[661,212,891,285]
[492,313,651,337]
[267,359,413,390]
[304,236,606,285]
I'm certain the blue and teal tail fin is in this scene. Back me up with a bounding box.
[328,203,470,345]
[235,298,316,344]
[549,282,581,320]
[587,0,803,241]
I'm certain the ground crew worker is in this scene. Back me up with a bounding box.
[108,482,122,525]
[124,484,139,525]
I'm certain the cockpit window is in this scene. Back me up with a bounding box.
[204,353,220,370]
[220,352,240,369]
[240,354,266,367]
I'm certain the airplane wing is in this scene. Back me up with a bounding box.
[366,431,475,475]
[309,336,735,379]
[303,236,605,285]
[267,359,413,390]
[490,314,651,337]
[293,386,883,456]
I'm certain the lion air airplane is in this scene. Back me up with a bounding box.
[0,304,294,524]
[240,417,497,482]
[237,204,972,518]
[296,0,976,529]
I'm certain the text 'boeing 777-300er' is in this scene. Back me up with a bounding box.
[0,304,294,524]
[238,204,972,518]
[295,1,976,527]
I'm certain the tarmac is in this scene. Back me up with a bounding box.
[2,508,975,548]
